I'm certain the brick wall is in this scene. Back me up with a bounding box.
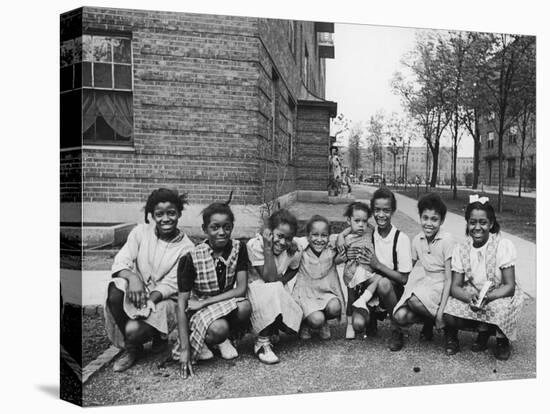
[60,7,335,220]
[296,106,330,190]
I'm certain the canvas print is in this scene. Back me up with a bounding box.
[60,6,536,407]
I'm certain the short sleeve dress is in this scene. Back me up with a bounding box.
[444,233,525,340]
[291,236,344,318]
[246,235,304,334]
[104,224,194,349]
[393,230,455,317]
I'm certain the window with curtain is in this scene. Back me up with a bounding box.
[60,34,133,148]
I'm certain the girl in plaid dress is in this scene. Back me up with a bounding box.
[443,197,525,360]
[175,196,251,378]
[105,188,195,373]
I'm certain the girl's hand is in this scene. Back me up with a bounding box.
[469,296,487,312]
[187,298,204,312]
[336,246,346,261]
[435,310,445,330]
[128,275,147,308]
[262,228,273,250]
[179,349,194,379]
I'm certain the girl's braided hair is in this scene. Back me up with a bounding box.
[201,190,235,227]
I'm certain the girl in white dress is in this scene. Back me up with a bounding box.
[104,188,194,372]
[246,209,303,364]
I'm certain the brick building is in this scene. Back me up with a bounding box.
[478,114,536,192]
[60,7,337,236]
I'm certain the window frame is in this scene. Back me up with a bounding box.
[60,32,134,148]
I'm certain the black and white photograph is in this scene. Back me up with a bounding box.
[4,0,547,412]
[56,3,540,407]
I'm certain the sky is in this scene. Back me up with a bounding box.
[325,23,474,157]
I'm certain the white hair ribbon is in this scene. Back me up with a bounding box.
[469,194,489,204]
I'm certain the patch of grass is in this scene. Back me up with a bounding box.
[83,310,111,367]
[393,187,536,243]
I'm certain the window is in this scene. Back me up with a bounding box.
[509,125,518,145]
[507,158,516,178]
[487,132,495,149]
[60,34,133,148]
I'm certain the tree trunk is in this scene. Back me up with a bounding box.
[497,129,504,213]
[430,145,439,188]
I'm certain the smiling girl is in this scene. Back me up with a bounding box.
[105,188,194,372]
[292,215,345,340]
[174,195,251,378]
[393,193,455,351]
[443,197,524,360]
[246,209,304,364]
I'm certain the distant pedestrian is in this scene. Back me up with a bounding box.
[246,209,304,364]
[393,193,455,349]
[292,215,345,340]
[104,188,194,373]
[174,193,251,378]
[443,196,525,360]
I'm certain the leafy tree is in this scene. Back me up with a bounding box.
[366,111,385,176]
[392,33,451,188]
[470,33,535,211]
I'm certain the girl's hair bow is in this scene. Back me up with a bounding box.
[469,194,489,204]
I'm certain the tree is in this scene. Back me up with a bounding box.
[471,33,535,212]
[392,33,451,188]
[511,40,536,197]
[347,123,364,176]
[366,111,385,176]
[386,113,405,186]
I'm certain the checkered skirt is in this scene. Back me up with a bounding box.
[186,240,241,358]
[444,234,525,340]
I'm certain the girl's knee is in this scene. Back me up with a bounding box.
[236,300,252,321]
[107,284,124,307]
[352,311,367,331]
[377,278,392,295]
[125,320,147,344]
[206,319,230,344]
[325,298,341,319]
[393,308,409,326]
[307,311,326,328]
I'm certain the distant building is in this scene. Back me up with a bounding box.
[478,113,536,192]
[60,7,337,235]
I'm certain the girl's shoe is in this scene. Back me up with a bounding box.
[299,325,312,340]
[270,333,281,344]
[320,324,331,340]
[113,345,142,372]
[444,329,459,355]
[389,330,404,351]
[197,345,214,361]
[151,334,169,354]
[471,331,490,352]
[494,337,511,360]
[254,338,280,365]
[345,323,356,339]
[216,339,238,360]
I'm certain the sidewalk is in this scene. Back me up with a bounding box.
[363,184,536,298]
